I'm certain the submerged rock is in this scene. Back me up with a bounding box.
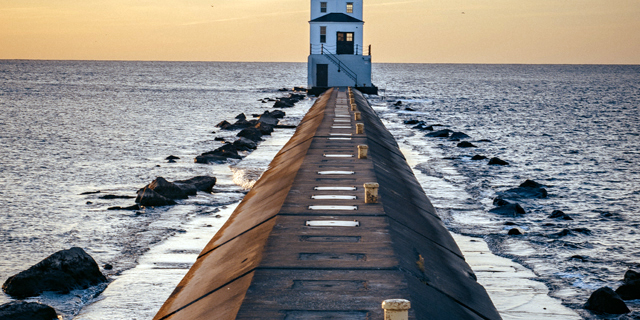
[624,270,640,283]
[616,270,640,300]
[2,247,106,299]
[233,137,258,151]
[0,301,58,320]
[508,228,523,235]
[165,155,180,160]
[135,187,176,207]
[457,141,477,148]
[173,176,217,194]
[549,210,573,220]
[584,287,630,314]
[196,143,243,163]
[500,179,548,199]
[490,198,526,216]
[449,132,470,140]
[99,194,135,200]
[404,119,421,125]
[425,129,452,138]
[107,204,140,211]
[488,157,509,165]
[471,155,487,161]
[237,127,263,142]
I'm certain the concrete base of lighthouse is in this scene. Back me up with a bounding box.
[307,54,377,95]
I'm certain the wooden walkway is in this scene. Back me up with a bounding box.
[154,88,502,320]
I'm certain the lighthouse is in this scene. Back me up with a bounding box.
[308,0,377,95]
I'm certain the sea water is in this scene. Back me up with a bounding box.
[1,61,639,319]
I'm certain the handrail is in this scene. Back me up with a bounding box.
[321,46,357,86]
[309,44,371,56]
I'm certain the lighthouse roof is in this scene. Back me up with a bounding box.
[310,12,363,23]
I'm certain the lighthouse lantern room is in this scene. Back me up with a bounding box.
[308,0,377,95]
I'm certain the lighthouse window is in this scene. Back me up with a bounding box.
[346,33,353,42]
[346,2,353,13]
[320,26,326,43]
[320,2,327,13]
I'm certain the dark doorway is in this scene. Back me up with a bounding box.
[316,64,328,87]
[336,32,354,54]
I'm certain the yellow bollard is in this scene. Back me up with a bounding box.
[364,182,379,204]
[382,299,411,320]
[357,145,368,159]
[356,123,364,134]
[354,112,361,121]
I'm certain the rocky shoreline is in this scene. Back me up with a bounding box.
[0,89,308,319]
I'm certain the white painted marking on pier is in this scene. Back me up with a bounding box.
[312,195,357,200]
[335,115,350,118]
[323,154,354,158]
[334,119,350,122]
[314,186,357,191]
[305,220,360,227]
[331,126,352,129]
[328,137,351,140]
[317,171,355,175]
[329,133,351,136]
[308,205,359,211]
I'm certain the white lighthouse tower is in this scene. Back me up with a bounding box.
[307,0,376,95]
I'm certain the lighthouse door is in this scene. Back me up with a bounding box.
[316,64,328,87]
[336,32,354,54]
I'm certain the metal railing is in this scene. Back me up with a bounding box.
[319,46,358,86]
[310,44,372,56]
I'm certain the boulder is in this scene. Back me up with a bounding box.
[624,270,640,283]
[404,119,421,125]
[488,157,509,165]
[471,155,487,161]
[501,180,548,199]
[457,141,477,148]
[394,101,402,106]
[235,113,246,120]
[268,110,286,118]
[508,228,523,236]
[548,210,573,220]
[258,112,280,126]
[99,194,135,200]
[214,137,225,141]
[165,155,180,160]
[233,138,258,151]
[255,122,274,135]
[449,132,471,140]
[237,127,263,141]
[584,287,630,314]
[616,271,640,300]
[107,204,140,211]
[215,120,232,129]
[135,187,176,207]
[147,177,189,200]
[174,176,217,194]
[425,129,452,138]
[197,143,242,163]
[490,200,526,216]
[404,107,415,111]
[0,301,58,320]
[2,247,106,299]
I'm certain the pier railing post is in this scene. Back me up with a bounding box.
[354,111,361,121]
[382,299,410,320]
[357,145,368,159]
[356,123,364,134]
[364,182,379,204]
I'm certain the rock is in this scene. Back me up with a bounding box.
[275,124,297,129]
[2,247,107,299]
[616,280,640,300]
[135,187,176,207]
[103,264,113,270]
[273,94,304,108]
[0,301,58,320]
[624,270,640,283]
[215,120,231,129]
[394,101,402,106]
[268,110,286,118]
[278,88,289,92]
[504,221,517,226]
[477,139,492,143]
[449,132,471,140]
[549,229,573,238]
[80,190,101,195]
[174,176,217,194]
[233,138,258,151]
[584,287,630,314]
[488,157,509,165]
[404,107,415,111]
[237,127,263,141]
[255,122,274,135]
[107,204,141,211]
[404,119,421,125]
[471,155,487,161]
[99,194,135,200]
[196,143,242,163]
[549,210,573,220]
[293,87,306,92]
[508,228,523,235]
[165,155,180,160]
[493,198,511,206]
[214,137,225,141]
[235,113,246,120]
[167,159,176,163]
[147,177,189,200]
[490,201,526,216]
[457,141,477,148]
[501,179,548,199]
[570,255,588,262]
[425,129,452,138]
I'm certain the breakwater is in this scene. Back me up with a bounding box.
[154,88,500,320]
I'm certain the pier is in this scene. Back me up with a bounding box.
[153,88,501,320]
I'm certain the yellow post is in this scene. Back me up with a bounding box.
[357,145,368,159]
[364,182,379,204]
[356,123,364,134]
[382,299,411,320]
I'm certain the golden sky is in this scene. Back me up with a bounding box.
[0,0,638,64]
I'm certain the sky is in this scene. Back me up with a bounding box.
[0,0,638,64]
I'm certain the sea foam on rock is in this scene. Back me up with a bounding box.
[0,301,58,320]
[2,247,106,299]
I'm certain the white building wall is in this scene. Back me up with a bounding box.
[309,22,364,55]
[310,0,363,21]
[308,54,372,87]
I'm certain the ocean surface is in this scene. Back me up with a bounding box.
[1,60,639,319]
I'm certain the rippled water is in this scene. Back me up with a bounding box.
[1,61,639,319]
[370,64,640,319]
